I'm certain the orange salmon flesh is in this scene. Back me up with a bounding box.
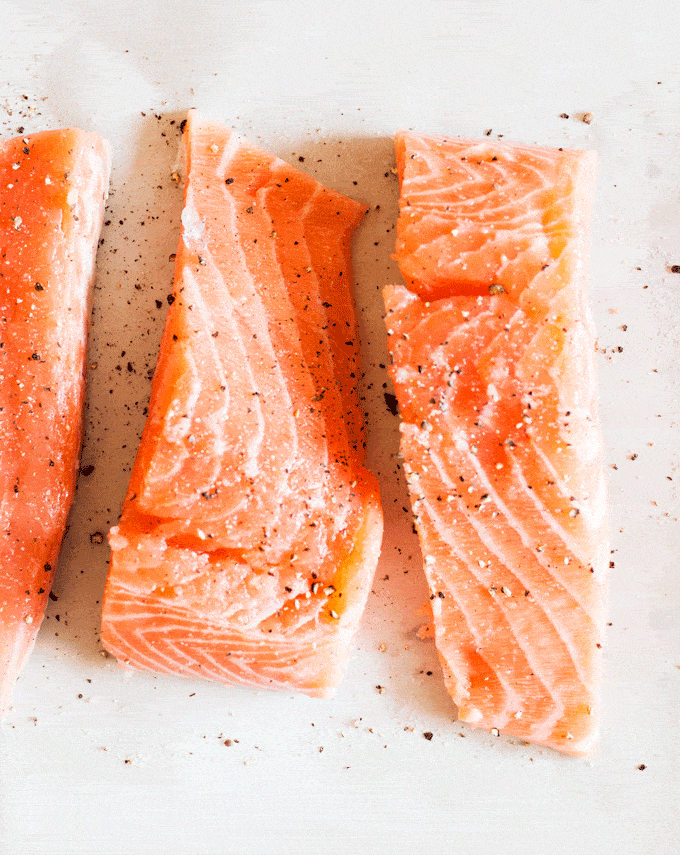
[386,130,607,755]
[0,128,110,711]
[101,111,383,696]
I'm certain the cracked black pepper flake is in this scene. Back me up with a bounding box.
[384,392,398,415]
[423,731,433,741]
[671,265,680,273]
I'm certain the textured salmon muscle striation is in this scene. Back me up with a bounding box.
[0,128,111,711]
[386,130,607,755]
[101,111,382,696]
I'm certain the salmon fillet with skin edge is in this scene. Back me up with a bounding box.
[101,111,382,697]
[0,128,110,711]
[386,130,606,755]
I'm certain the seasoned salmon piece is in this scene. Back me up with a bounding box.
[386,131,606,754]
[0,128,110,710]
[101,112,382,696]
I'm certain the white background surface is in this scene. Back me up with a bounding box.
[1,1,679,853]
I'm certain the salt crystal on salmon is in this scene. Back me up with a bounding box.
[385,130,607,755]
[0,128,110,711]
[101,111,382,696]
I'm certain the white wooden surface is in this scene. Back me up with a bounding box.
[1,1,679,853]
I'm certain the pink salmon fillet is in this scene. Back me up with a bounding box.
[385,130,607,755]
[0,128,110,711]
[101,111,382,697]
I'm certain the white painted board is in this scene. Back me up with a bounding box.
[0,1,678,853]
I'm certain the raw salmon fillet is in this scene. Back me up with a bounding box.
[0,128,110,710]
[101,111,382,696]
[386,131,607,755]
